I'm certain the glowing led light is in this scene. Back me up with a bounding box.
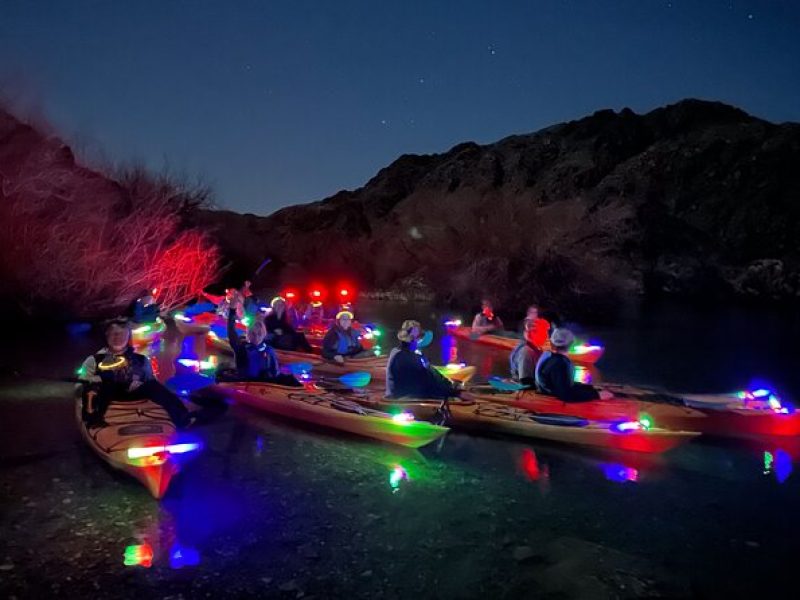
[389,465,409,491]
[169,544,200,569]
[285,291,296,299]
[133,324,152,334]
[571,343,602,355]
[208,331,219,340]
[752,389,770,398]
[392,412,415,425]
[444,319,462,327]
[123,543,153,567]
[602,463,639,483]
[127,442,200,459]
[76,365,87,377]
[98,356,127,371]
[340,289,349,297]
[611,418,651,433]
[174,313,192,322]
[573,365,592,384]
[638,415,653,430]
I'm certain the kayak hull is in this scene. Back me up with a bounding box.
[464,385,800,439]
[447,326,604,365]
[447,401,696,453]
[75,398,183,499]
[216,381,448,448]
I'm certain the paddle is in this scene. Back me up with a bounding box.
[417,329,434,349]
[165,369,372,395]
[488,376,529,392]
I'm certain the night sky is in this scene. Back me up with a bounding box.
[1,1,798,215]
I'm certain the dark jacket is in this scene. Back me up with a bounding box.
[78,346,153,391]
[228,312,279,380]
[264,311,297,336]
[535,351,599,402]
[385,342,458,399]
[321,325,363,359]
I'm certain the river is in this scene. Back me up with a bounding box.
[1,299,798,598]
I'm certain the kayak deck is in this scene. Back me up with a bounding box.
[217,381,448,448]
[75,398,195,498]
[446,400,697,453]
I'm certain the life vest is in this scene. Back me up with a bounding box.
[93,348,149,386]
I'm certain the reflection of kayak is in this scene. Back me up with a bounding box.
[131,318,166,346]
[446,325,604,365]
[216,381,448,448]
[463,384,800,439]
[75,398,200,498]
[447,401,696,453]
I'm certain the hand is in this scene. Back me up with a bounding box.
[334,355,345,364]
[599,390,614,400]
[86,391,97,412]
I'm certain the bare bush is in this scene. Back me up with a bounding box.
[0,141,221,318]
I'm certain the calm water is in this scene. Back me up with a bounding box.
[1,299,799,599]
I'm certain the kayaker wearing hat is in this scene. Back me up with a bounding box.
[321,310,371,363]
[78,318,194,428]
[386,320,460,399]
[535,328,611,402]
[471,299,505,335]
[264,296,313,352]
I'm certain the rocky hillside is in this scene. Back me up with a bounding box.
[194,99,800,317]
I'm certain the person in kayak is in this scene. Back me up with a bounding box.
[509,319,543,387]
[386,320,460,399]
[131,289,160,324]
[226,297,300,386]
[535,328,611,402]
[321,310,371,363]
[524,305,551,349]
[264,296,313,352]
[78,318,193,428]
[471,299,505,335]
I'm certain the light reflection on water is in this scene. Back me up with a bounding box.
[2,298,800,595]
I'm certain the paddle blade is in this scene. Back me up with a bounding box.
[338,371,372,388]
[287,362,314,376]
[166,373,216,396]
[488,376,528,392]
[417,329,434,349]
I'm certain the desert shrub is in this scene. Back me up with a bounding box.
[0,150,221,318]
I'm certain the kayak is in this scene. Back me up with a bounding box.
[445,401,696,453]
[131,318,166,346]
[75,397,201,498]
[446,325,604,365]
[216,381,449,448]
[463,383,800,439]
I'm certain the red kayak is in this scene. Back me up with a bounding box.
[445,325,604,366]
[463,384,800,439]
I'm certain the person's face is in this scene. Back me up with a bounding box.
[482,301,492,315]
[408,326,421,341]
[106,325,130,352]
[273,300,285,314]
[338,315,353,330]
[248,324,266,345]
[527,306,538,321]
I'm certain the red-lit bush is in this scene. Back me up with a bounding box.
[0,112,221,318]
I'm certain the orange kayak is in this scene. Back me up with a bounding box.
[76,398,200,498]
[216,381,449,448]
[446,325,604,365]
